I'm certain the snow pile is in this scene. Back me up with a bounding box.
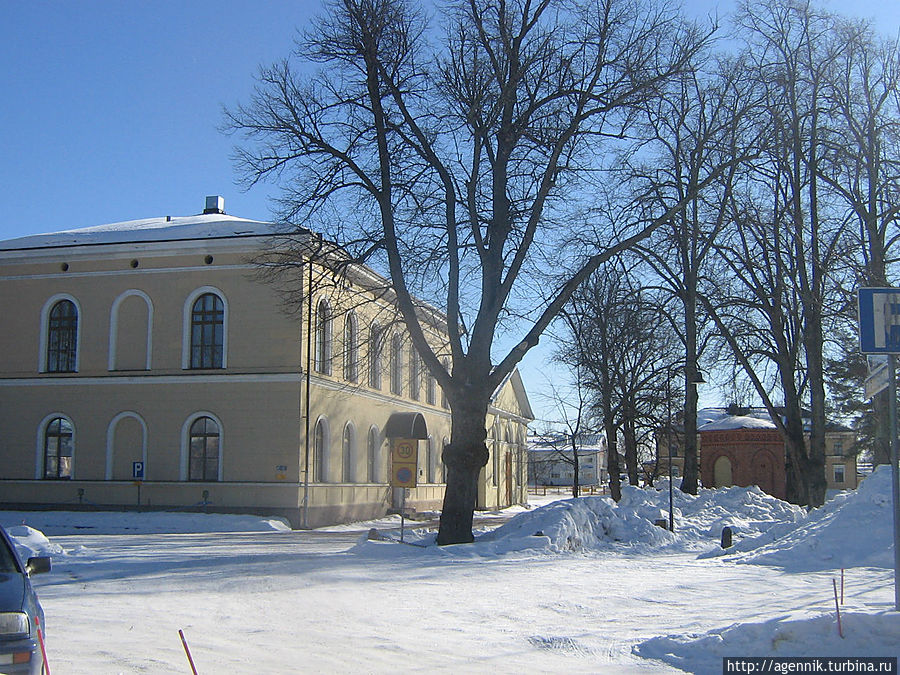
[620,480,805,550]
[635,611,900,670]
[725,466,897,571]
[362,480,805,556]
[5,525,65,562]
[478,480,803,555]
[1,510,291,536]
[481,495,674,553]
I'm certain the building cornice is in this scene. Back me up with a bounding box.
[0,372,301,387]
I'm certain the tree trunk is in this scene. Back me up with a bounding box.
[605,420,622,501]
[437,397,490,545]
[805,325,829,507]
[571,442,581,498]
[872,392,892,465]
[623,415,639,486]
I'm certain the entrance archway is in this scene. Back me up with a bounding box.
[713,455,733,487]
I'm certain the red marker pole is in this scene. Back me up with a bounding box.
[833,579,844,639]
[34,615,50,675]
[179,629,199,675]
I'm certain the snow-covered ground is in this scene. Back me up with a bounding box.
[2,468,898,673]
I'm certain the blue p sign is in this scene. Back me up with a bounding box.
[133,461,145,480]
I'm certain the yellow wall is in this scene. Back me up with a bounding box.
[0,233,533,526]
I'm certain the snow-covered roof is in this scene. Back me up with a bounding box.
[699,415,777,431]
[695,406,851,433]
[0,213,278,251]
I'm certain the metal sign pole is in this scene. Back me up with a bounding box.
[889,354,900,612]
[858,288,900,610]
[400,489,406,543]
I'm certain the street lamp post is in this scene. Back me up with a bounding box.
[666,367,674,532]
[665,361,704,532]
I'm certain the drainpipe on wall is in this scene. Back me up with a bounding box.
[302,254,314,529]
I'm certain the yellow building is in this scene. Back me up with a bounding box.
[0,197,533,527]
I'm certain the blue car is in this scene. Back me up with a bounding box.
[0,526,50,675]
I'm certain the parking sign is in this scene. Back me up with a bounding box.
[858,288,900,354]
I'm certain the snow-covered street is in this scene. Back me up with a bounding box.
[3,469,899,673]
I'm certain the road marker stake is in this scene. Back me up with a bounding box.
[179,629,199,675]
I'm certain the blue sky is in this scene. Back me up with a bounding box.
[2,0,898,422]
[2,0,897,242]
[1,1,318,237]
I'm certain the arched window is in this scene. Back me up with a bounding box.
[367,427,379,483]
[426,436,435,483]
[408,346,421,401]
[43,417,73,479]
[314,418,329,482]
[390,333,403,395]
[368,323,382,390]
[47,300,78,373]
[344,312,359,382]
[441,358,450,409]
[426,372,437,406]
[315,299,332,375]
[190,293,224,369]
[189,416,220,481]
[491,425,499,486]
[342,423,355,483]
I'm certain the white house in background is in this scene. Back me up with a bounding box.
[528,433,607,489]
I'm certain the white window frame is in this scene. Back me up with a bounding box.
[35,413,76,480]
[314,416,331,483]
[39,293,82,373]
[182,287,228,370]
[180,411,224,481]
[342,421,356,483]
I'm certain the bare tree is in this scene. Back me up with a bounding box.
[819,20,900,465]
[561,264,679,500]
[537,373,599,498]
[632,55,762,494]
[226,0,722,543]
[696,0,857,507]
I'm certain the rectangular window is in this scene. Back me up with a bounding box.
[427,376,436,405]
[833,441,843,455]
[833,464,845,484]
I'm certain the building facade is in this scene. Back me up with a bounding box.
[0,198,533,527]
[527,434,607,489]
[657,407,858,500]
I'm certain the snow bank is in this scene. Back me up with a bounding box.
[481,495,675,553]
[724,466,897,571]
[621,480,804,550]
[0,510,292,536]
[355,481,805,557]
[484,480,803,555]
[634,611,900,671]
